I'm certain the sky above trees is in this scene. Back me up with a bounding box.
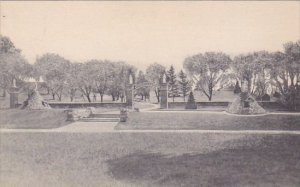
[1,1,299,70]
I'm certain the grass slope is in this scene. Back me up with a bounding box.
[1,133,299,186]
[117,112,300,130]
[0,109,71,129]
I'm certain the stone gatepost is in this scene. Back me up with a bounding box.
[126,74,134,108]
[160,74,168,109]
[9,79,19,108]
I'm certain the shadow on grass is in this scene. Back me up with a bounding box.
[107,136,300,186]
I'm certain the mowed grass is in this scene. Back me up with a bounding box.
[117,112,300,130]
[0,109,71,129]
[1,133,300,186]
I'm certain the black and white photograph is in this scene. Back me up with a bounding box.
[0,1,300,186]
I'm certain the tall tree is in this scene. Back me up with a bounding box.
[183,52,231,101]
[232,51,272,95]
[106,61,136,102]
[167,65,179,102]
[178,70,191,102]
[34,53,70,101]
[269,40,300,110]
[145,63,166,103]
[65,63,80,102]
[86,60,113,102]
[76,63,94,102]
[135,70,150,101]
[0,35,32,97]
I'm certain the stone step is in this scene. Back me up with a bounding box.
[89,113,120,118]
[79,118,120,122]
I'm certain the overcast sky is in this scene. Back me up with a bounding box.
[1,1,300,71]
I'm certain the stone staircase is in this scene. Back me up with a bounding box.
[78,113,120,122]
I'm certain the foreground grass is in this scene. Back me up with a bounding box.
[1,133,299,186]
[0,109,71,129]
[117,112,300,130]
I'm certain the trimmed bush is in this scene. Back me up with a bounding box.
[185,91,197,109]
[261,94,271,101]
[273,91,281,98]
[233,81,241,94]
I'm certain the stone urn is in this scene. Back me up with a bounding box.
[120,108,128,122]
[66,109,78,122]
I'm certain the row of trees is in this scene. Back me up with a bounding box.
[0,35,191,103]
[1,35,299,109]
[136,64,192,103]
[35,55,137,102]
[183,43,300,109]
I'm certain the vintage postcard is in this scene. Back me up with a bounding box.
[1,1,300,186]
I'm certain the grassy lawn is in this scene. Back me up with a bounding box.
[117,112,300,130]
[0,109,71,129]
[1,133,299,186]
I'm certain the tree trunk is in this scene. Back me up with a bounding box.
[52,93,55,100]
[154,89,160,103]
[183,95,186,102]
[86,94,91,103]
[100,94,104,102]
[209,82,213,101]
[172,96,175,102]
[58,94,62,101]
[2,89,6,97]
[56,92,62,101]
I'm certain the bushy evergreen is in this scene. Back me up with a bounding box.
[233,81,241,94]
[178,70,191,102]
[167,65,179,102]
[185,91,197,109]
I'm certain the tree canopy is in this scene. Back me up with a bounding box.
[183,52,231,101]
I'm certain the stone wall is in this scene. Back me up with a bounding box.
[168,102,229,109]
[48,102,126,109]
[168,101,286,111]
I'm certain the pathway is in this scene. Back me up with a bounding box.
[2,122,300,135]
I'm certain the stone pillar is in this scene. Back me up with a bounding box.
[9,84,19,109]
[126,84,133,108]
[160,83,168,109]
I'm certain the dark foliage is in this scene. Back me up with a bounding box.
[185,91,197,109]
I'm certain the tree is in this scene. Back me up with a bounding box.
[135,70,150,101]
[283,40,300,86]
[145,63,166,103]
[76,63,94,102]
[0,35,32,97]
[183,52,231,101]
[34,53,70,101]
[86,60,113,102]
[233,81,241,94]
[269,40,300,110]
[167,65,179,102]
[106,61,136,102]
[231,51,271,96]
[185,91,197,109]
[65,63,80,102]
[178,70,191,101]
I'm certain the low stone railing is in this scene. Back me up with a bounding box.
[65,107,128,122]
